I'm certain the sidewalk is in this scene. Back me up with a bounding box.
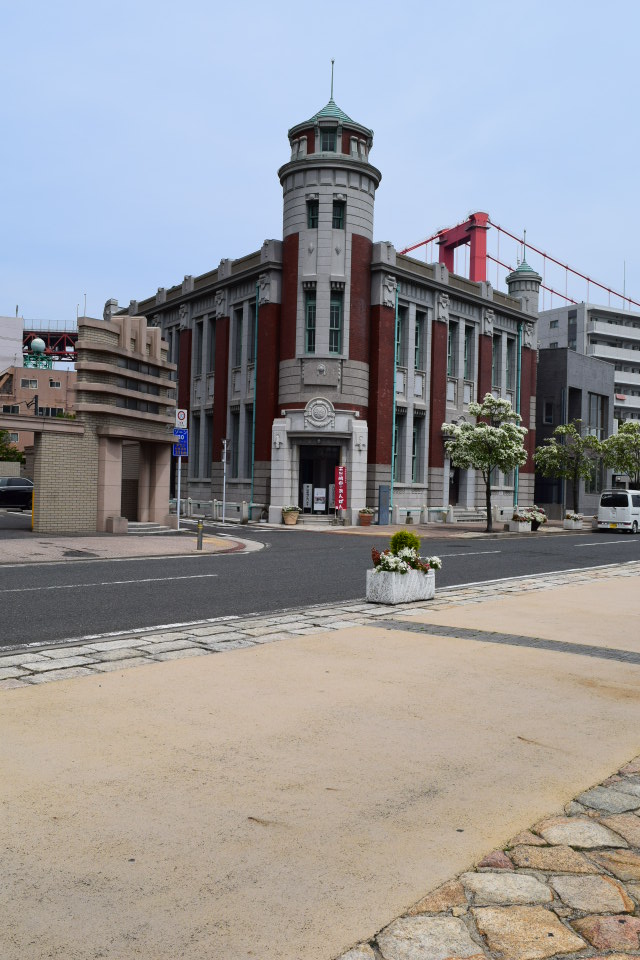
[2,560,640,959]
[0,530,242,564]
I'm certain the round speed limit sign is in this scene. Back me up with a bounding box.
[175,408,188,429]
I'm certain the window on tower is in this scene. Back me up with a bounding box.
[305,291,316,354]
[307,200,319,229]
[321,128,337,152]
[332,200,345,229]
[329,292,343,354]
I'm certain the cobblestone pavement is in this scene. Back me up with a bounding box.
[339,753,640,960]
[3,560,640,960]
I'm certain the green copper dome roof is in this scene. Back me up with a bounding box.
[514,258,534,273]
[308,98,353,123]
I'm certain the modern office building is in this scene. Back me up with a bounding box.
[539,303,640,425]
[112,96,541,522]
[0,365,77,452]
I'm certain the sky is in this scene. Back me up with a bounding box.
[2,0,639,324]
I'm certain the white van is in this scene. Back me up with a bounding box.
[597,489,640,533]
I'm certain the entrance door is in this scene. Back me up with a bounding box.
[299,445,341,514]
[449,466,460,507]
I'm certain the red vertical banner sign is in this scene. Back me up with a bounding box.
[335,465,347,510]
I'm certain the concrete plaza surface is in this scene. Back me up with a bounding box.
[2,565,640,959]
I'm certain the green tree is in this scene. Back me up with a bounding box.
[442,394,527,532]
[602,420,640,488]
[533,420,602,514]
[0,430,24,463]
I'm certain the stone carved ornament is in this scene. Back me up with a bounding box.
[178,304,189,330]
[304,397,335,430]
[482,307,494,336]
[214,290,227,318]
[383,275,397,309]
[437,292,450,324]
[523,321,534,348]
[258,273,271,305]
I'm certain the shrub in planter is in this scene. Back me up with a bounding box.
[359,507,374,526]
[282,505,300,525]
[389,529,421,554]
[366,530,442,604]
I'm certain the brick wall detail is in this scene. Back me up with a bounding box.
[280,234,299,362]
[428,320,448,469]
[349,234,372,365]
[212,317,230,461]
[255,303,280,462]
[368,305,395,465]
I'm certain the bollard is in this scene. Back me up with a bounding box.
[197,519,203,550]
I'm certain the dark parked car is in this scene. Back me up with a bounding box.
[0,477,34,510]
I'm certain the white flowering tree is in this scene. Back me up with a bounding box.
[534,420,603,515]
[442,394,527,532]
[602,420,640,488]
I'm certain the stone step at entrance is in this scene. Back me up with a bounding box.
[127,522,179,536]
[451,507,487,523]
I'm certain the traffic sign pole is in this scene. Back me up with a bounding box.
[177,454,182,530]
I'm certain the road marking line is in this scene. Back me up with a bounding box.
[575,540,637,547]
[0,573,219,594]
[437,550,501,557]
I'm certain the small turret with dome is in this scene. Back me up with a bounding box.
[506,236,542,317]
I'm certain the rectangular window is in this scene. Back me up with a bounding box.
[396,305,408,366]
[463,325,474,380]
[245,405,254,479]
[230,410,240,478]
[307,200,318,228]
[543,400,554,424]
[49,380,61,388]
[2,404,19,414]
[321,128,337,152]
[506,338,516,390]
[549,319,559,329]
[8,433,18,443]
[233,308,243,367]
[588,392,606,440]
[191,414,200,477]
[332,200,345,229]
[247,302,256,364]
[415,311,425,370]
[550,341,559,349]
[585,461,604,495]
[194,321,203,373]
[21,379,38,389]
[329,293,343,354]
[305,291,316,353]
[207,318,216,373]
[447,321,458,377]
[205,414,213,478]
[492,334,501,386]
[412,421,423,483]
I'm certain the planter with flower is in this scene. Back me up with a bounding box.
[509,505,547,532]
[366,530,443,605]
[282,505,300,525]
[359,507,375,527]
[564,511,583,531]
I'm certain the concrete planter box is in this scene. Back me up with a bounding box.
[563,518,582,530]
[366,569,435,605]
[508,520,531,533]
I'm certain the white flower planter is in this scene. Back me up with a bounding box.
[563,518,582,530]
[366,569,435,605]
[508,520,531,533]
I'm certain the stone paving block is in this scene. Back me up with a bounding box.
[91,658,152,673]
[38,644,97,658]
[141,639,199,653]
[476,850,514,869]
[406,879,466,916]
[610,777,640,799]
[507,830,547,848]
[376,915,485,960]
[0,666,27,680]
[509,844,594,873]
[598,813,640,847]
[620,758,640,775]
[549,874,635,913]
[460,872,552,906]
[0,653,48,666]
[197,631,246,642]
[140,632,193,643]
[199,639,255,652]
[588,848,640,881]
[153,649,208,662]
[25,655,95,672]
[187,623,243,636]
[86,637,152,651]
[23,667,96,684]
[577,786,640,814]
[572,914,640,950]
[472,905,586,960]
[0,678,29,689]
[90,648,151,662]
[536,816,628,848]
[336,946,376,960]
[249,632,298,644]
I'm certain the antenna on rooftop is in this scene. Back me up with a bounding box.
[330,58,335,100]
[523,228,527,262]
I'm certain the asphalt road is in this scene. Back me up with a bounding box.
[1,522,639,650]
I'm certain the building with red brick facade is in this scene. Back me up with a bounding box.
[114,97,541,523]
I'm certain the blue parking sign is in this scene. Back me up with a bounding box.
[173,428,188,457]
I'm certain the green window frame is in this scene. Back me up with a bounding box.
[305,291,316,354]
[464,325,473,380]
[233,309,243,368]
[396,305,407,366]
[329,293,343,354]
[492,334,501,387]
[415,311,425,370]
[412,425,419,482]
[447,321,458,377]
[332,200,345,229]
[307,200,318,229]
